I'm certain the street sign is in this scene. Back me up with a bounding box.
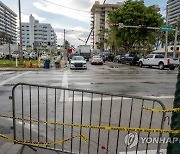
[160,25,173,31]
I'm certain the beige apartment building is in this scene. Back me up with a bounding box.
[91,1,123,50]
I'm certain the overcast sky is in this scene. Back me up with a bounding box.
[1,0,167,47]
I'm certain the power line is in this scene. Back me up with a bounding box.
[43,0,90,13]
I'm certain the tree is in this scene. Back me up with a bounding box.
[107,0,163,53]
[64,40,70,49]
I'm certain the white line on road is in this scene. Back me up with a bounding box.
[60,71,69,102]
[67,95,174,102]
[0,71,31,86]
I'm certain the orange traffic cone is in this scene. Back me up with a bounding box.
[23,61,26,68]
[29,60,33,68]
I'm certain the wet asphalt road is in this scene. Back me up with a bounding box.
[0,62,178,153]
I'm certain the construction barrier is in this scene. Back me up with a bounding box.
[8,83,167,154]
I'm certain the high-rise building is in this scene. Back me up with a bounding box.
[0,1,17,44]
[167,0,180,25]
[91,1,123,50]
[21,14,57,49]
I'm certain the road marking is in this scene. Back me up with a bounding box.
[119,149,166,154]
[60,71,69,102]
[67,95,174,102]
[0,71,31,86]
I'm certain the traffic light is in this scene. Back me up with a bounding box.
[111,24,116,28]
[111,23,119,28]
[138,25,146,29]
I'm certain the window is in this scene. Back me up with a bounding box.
[146,55,153,58]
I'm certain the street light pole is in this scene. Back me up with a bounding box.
[18,0,23,63]
[165,4,168,58]
[63,29,67,66]
[173,27,178,59]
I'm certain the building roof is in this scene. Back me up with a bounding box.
[91,1,123,12]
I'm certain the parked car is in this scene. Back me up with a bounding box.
[121,54,139,65]
[29,52,38,59]
[40,54,49,60]
[91,55,104,65]
[11,51,30,60]
[113,55,121,62]
[70,56,87,69]
[106,54,115,62]
[138,54,179,70]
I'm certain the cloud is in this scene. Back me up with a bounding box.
[33,0,91,23]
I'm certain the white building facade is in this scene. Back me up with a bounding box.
[167,0,180,25]
[0,1,17,44]
[21,15,57,49]
[91,1,123,50]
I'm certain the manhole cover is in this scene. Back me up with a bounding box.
[0,125,11,134]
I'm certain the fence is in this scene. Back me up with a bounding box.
[11,83,166,154]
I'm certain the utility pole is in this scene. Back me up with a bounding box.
[18,0,23,63]
[173,27,178,59]
[63,29,67,66]
[165,4,168,58]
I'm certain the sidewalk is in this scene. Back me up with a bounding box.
[0,60,68,71]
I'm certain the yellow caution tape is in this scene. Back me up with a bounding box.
[0,114,180,134]
[143,107,180,113]
[0,133,87,147]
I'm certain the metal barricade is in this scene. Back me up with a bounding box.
[11,83,166,154]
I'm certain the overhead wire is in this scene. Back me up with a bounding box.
[43,0,90,13]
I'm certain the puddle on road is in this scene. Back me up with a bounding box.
[0,125,11,134]
[72,82,92,86]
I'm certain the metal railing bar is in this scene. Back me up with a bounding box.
[71,91,75,153]
[29,85,32,142]
[125,98,134,154]
[21,85,24,141]
[62,89,65,151]
[97,94,103,154]
[46,87,48,147]
[145,101,155,153]
[106,96,113,154]
[157,109,166,153]
[54,88,57,149]
[135,99,144,154]
[88,93,93,154]
[115,96,123,154]
[79,91,84,154]
[38,86,40,146]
